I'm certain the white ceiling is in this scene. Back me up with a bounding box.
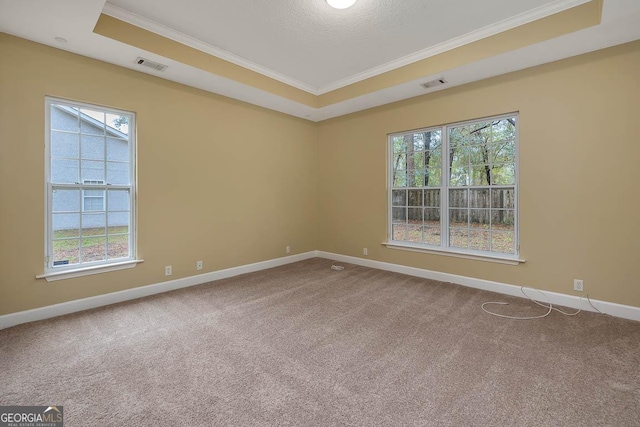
[1,0,640,121]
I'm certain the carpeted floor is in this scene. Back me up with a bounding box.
[1,258,639,426]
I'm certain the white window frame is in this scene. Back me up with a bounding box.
[40,97,141,281]
[385,112,524,265]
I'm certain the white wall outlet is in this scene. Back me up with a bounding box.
[363,248,368,256]
[286,246,291,254]
[573,279,584,292]
[196,261,203,271]
[165,265,172,276]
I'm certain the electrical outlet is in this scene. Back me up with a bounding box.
[363,248,368,256]
[573,279,584,292]
[165,265,172,276]
[196,261,203,271]
[286,246,291,254]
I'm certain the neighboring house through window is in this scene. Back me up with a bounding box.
[389,113,518,259]
[82,180,105,212]
[45,97,136,271]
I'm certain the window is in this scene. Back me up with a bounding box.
[389,113,518,259]
[45,98,136,272]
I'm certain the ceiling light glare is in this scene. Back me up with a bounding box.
[326,0,357,9]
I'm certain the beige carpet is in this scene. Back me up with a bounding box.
[1,258,639,426]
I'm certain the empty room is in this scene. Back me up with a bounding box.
[1,0,639,425]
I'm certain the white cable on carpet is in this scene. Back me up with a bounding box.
[482,286,602,320]
[330,262,344,271]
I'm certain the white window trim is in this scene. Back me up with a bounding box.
[384,112,522,264]
[41,97,140,279]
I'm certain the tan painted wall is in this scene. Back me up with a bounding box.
[0,35,318,315]
[1,34,639,316]
[317,40,640,308]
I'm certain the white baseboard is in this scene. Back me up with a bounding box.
[0,251,317,330]
[3,250,638,329]
[317,251,640,322]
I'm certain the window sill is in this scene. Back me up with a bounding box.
[381,242,525,265]
[36,259,144,282]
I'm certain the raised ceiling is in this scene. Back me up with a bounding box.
[106,0,559,91]
[1,0,640,121]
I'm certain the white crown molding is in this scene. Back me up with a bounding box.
[316,0,593,93]
[101,2,319,95]
[103,0,592,97]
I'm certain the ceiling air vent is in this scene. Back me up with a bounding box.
[421,78,447,89]
[135,57,168,72]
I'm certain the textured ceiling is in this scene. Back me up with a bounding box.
[107,0,557,89]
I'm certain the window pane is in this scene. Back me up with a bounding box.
[81,160,105,182]
[82,236,106,262]
[82,213,106,235]
[108,234,129,259]
[407,190,422,207]
[106,113,129,136]
[81,135,105,160]
[491,210,515,231]
[491,140,515,164]
[449,189,468,208]
[80,109,105,135]
[393,136,406,155]
[449,166,469,187]
[392,190,406,207]
[392,224,406,241]
[52,239,79,266]
[449,209,468,227]
[424,208,440,225]
[52,189,80,212]
[491,164,515,185]
[107,189,131,212]
[449,228,468,249]
[107,138,129,162]
[408,149,424,170]
[405,225,422,243]
[51,131,79,159]
[449,126,469,147]
[51,158,79,184]
[407,169,426,187]
[471,165,490,186]
[393,170,407,187]
[423,227,441,246]
[469,145,487,166]
[469,209,490,229]
[407,207,423,224]
[392,152,406,170]
[424,189,440,207]
[53,213,79,236]
[392,207,406,223]
[424,150,441,187]
[51,105,79,132]
[469,189,490,208]
[106,161,129,185]
[492,231,515,254]
[108,212,129,230]
[491,188,515,209]
[469,230,490,252]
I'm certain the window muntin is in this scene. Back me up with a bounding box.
[389,114,518,257]
[46,98,135,270]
